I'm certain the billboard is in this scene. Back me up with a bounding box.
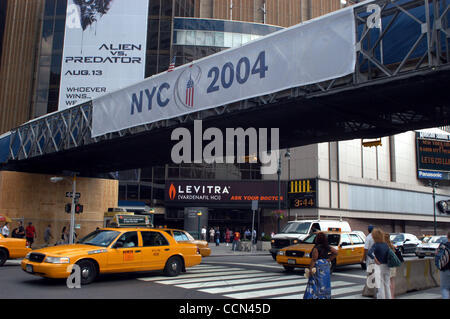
[416,132,450,180]
[165,180,286,207]
[92,6,356,137]
[58,0,149,110]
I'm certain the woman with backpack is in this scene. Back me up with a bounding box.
[367,228,392,299]
[384,232,403,299]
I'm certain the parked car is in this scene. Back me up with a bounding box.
[390,233,421,255]
[162,228,211,257]
[276,231,366,273]
[415,235,448,258]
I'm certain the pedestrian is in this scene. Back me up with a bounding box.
[209,227,215,243]
[215,227,220,246]
[252,229,257,245]
[1,222,9,237]
[384,232,400,299]
[44,224,53,247]
[201,226,207,241]
[244,229,251,240]
[232,230,241,251]
[11,221,25,238]
[61,226,69,244]
[362,225,376,297]
[367,228,392,299]
[436,231,450,299]
[303,232,338,299]
[25,222,37,248]
[225,228,231,246]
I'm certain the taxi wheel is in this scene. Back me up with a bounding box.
[77,260,97,285]
[164,256,182,277]
[0,249,7,266]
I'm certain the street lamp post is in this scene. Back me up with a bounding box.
[277,153,281,233]
[285,149,291,220]
[197,212,202,240]
[429,181,438,235]
[50,173,77,244]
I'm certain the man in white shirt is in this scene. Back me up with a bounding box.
[2,222,9,237]
[201,226,207,241]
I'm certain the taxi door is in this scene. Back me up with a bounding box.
[107,231,142,272]
[349,233,365,263]
[336,234,353,265]
[140,231,172,270]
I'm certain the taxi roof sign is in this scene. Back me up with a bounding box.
[113,214,152,228]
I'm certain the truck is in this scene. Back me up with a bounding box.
[269,219,351,259]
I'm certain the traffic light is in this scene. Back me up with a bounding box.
[65,203,71,213]
[75,204,83,214]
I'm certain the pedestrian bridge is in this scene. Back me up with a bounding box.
[1,0,449,176]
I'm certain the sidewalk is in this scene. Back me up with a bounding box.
[207,242,270,257]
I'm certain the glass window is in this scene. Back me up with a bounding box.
[175,30,186,44]
[195,30,207,46]
[224,32,232,47]
[115,231,139,248]
[392,234,404,242]
[141,231,169,246]
[214,32,224,47]
[55,0,67,15]
[185,31,195,45]
[350,234,364,245]
[159,31,171,50]
[232,33,242,47]
[44,0,56,17]
[204,32,214,46]
[280,222,311,234]
[172,231,189,241]
[341,234,351,245]
[327,234,340,246]
[241,33,251,45]
[78,230,120,247]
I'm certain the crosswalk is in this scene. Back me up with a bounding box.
[137,263,367,299]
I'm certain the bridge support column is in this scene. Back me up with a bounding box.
[0,170,118,247]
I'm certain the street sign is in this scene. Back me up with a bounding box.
[66,192,81,199]
[251,200,258,211]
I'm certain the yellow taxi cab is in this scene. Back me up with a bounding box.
[276,231,366,273]
[162,228,211,257]
[21,227,201,284]
[0,233,31,266]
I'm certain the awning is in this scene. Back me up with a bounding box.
[0,215,12,223]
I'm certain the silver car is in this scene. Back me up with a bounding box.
[415,236,448,258]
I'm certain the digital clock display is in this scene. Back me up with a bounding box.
[288,179,316,209]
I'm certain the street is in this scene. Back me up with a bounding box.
[0,248,442,300]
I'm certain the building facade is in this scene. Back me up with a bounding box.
[1,0,448,240]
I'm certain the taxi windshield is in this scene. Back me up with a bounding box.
[280,222,311,234]
[302,233,341,246]
[78,230,120,247]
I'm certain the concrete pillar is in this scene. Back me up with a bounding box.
[0,170,118,247]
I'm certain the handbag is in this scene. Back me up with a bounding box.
[387,248,402,267]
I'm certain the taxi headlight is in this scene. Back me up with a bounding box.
[304,253,310,258]
[45,256,70,264]
[278,251,285,256]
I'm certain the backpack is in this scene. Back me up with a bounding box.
[435,242,450,271]
[387,248,402,268]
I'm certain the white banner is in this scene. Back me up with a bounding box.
[92,7,356,137]
[58,0,149,110]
